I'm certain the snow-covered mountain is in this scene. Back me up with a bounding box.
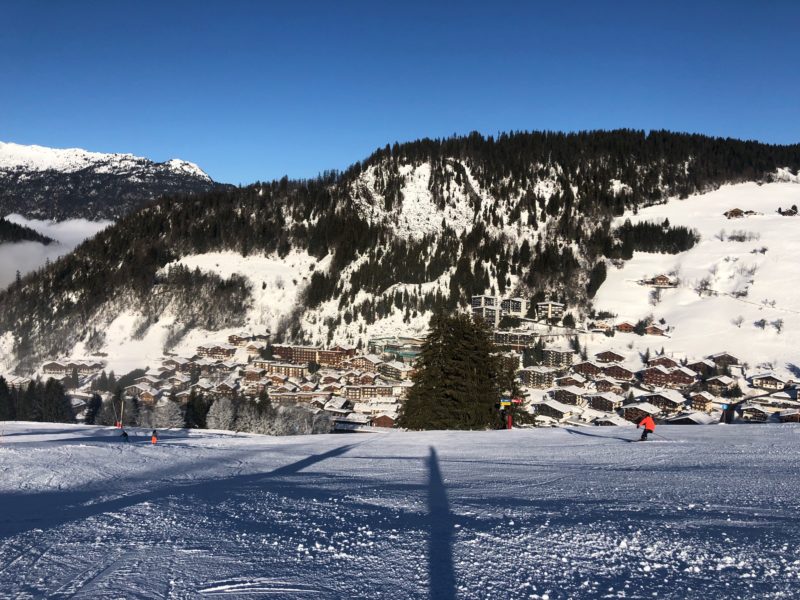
[0,141,219,220]
[1,130,799,374]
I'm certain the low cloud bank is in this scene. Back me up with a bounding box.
[0,214,112,289]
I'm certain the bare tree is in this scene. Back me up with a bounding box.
[772,319,784,334]
[649,288,662,306]
[732,315,744,328]
[695,277,711,297]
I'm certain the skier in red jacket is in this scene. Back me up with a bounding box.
[637,415,656,441]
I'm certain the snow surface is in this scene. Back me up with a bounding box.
[70,251,327,374]
[0,141,210,181]
[593,180,800,377]
[0,422,798,598]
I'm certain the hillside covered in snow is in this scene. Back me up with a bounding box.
[2,130,800,374]
[592,176,800,379]
[0,422,798,598]
[0,141,220,220]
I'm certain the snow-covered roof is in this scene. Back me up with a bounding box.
[623,402,661,415]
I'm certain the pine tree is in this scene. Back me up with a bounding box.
[0,377,11,421]
[399,313,501,430]
[84,393,102,424]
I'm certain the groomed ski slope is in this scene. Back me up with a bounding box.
[0,424,798,599]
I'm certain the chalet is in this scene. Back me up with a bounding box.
[569,406,606,425]
[616,321,635,333]
[750,373,787,391]
[648,355,679,369]
[707,352,740,369]
[586,392,624,413]
[779,409,800,423]
[245,342,266,357]
[357,372,378,385]
[344,384,396,401]
[594,414,633,427]
[552,386,586,406]
[228,331,269,346]
[4,375,31,389]
[316,349,350,368]
[741,404,770,422]
[352,399,400,418]
[323,397,350,417]
[266,373,288,385]
[686,358,715,376]
[197,343,237,360]
[689,391,716,412]
[215,380,239,397]
[333,412,373,431]
[349,354,385,372]
[42,361,68,376]
[519,366,559,389]
[651,274,674,287]
[621,402,661,423]
[298,382,318,393]
[266,362,308,379]
[542,348,574,368]
[330,344,357,357]
[723,208,745,219]
[668,367,697,389]
[74,360,106,375]
[594,377,623,394]
[588,321,613,333]
[572,361,603,378]
[664,412,716,425]
[139,388,161,406]
[194,358,217,376]
[602,363,635,382]
[643,390,686,413]
[378,360,414,381]
[372,414,396,428]
[533,399,575,421]
[641,365,672,388]
[243,367,267,382]
[595,350,624,363]
[536,301,565,320]
[134,376,162,391]
[645,324,668,336]
[555,373,586,388]
[706,375,735,395]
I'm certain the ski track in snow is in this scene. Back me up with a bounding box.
[0,424,798,599]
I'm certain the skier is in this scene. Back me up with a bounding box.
[120,429,130,443]
[636,414,656,441]
[151,430,158,445]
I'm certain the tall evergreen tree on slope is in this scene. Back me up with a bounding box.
[400,313,501,430]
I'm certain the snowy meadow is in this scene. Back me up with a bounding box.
[0,423,798,599]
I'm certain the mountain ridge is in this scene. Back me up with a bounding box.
[0,141,221,220]
[2,129,799,373]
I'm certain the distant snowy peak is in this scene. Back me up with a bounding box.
[0,141,211,181]
[164,158,210,180]
[0,141,218,220]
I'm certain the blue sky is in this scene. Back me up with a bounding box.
[2,1,799,184]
